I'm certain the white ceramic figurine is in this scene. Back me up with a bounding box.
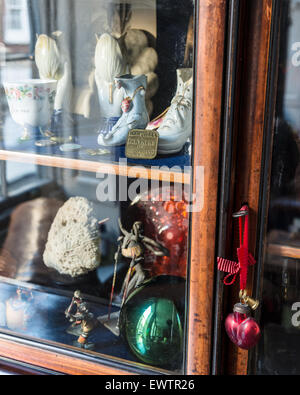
[98,74,149,147]
[35,32,72,113]
[95,33,128,135]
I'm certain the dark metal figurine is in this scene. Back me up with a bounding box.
[65,290,98,349]
[108,220,169,318]
[65,290,83,333]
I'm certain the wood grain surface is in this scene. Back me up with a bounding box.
[0,337,136,375]
[186,0,227,375]
[0,150,191,184]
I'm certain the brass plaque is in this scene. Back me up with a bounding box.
[125,129,159,159]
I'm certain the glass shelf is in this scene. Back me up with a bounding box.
[0,116,191,184]
[0,275,183,374]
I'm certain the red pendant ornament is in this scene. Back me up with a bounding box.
[225,303,261,350]
[218,205,261,350]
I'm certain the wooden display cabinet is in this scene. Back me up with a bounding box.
[0,0,289,375]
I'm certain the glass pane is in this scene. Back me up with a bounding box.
[1,0,37,191]
[255,0,300,375]
[0,0,195,373]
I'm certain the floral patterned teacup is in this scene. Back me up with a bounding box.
[3,79,57,140]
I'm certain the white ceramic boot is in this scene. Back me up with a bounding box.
[98,74,149,146]
[157,68,193,154]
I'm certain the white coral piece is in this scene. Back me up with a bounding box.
[43,197,101,278]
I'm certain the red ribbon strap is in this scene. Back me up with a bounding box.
[217,205,256,290]
[217,257,239,285]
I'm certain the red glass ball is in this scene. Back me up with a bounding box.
[128,187,189,278]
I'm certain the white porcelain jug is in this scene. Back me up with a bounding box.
[98,74,149,146]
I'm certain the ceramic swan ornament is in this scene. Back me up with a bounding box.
[98,74,149,146]
[35,32,72,113]
[95,33,128,134]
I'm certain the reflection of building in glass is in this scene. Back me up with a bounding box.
[0,0,30,48]
[0,42,6,65]
[283,0,300,132]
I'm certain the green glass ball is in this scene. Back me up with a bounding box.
[119,275,185,369]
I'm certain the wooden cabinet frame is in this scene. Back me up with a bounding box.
[0,0,277,375]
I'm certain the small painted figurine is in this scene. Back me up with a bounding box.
[73,302,98,349]
[65,290,84,335]
[108,220,169,317]
[65,291,98,349]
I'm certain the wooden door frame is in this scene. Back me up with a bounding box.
[186,0,227,375]
[213,0,276,375]
[0,0,228,375]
